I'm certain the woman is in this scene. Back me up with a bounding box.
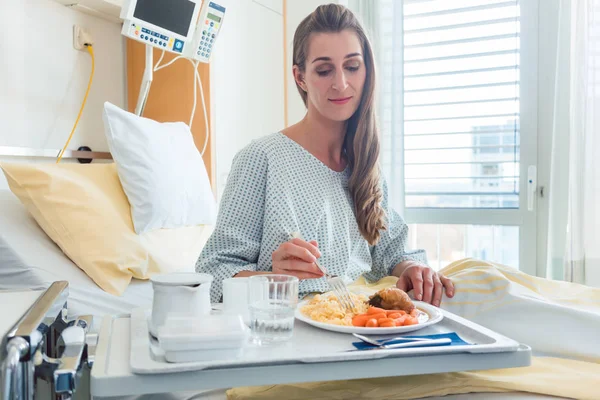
[196,4,454,306]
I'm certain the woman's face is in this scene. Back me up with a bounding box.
[295,30,367,122]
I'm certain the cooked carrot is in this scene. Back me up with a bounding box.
[379,321,395,328]
[385,310,407,316]
[352,314,372,327]
[365,318,379,327]
[377,317,394,325]
[393,315,408,326]
[368,313,387,321]
[352,312,386,326]
[404,316,419,326]
[410,309,419,317]
[387,312,402,319]
[367,307,386,315]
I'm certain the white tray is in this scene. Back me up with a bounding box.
[129,306,529,374]
[91,309,531,397]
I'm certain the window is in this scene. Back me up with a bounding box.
[372,0,538,273]
[407,224,519,270]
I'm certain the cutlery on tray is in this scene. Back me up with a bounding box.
[353,333,432,345]
[351,333,451,350]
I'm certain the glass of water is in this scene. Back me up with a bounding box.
[247,274,299,345]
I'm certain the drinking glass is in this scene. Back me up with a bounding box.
[247,274,299,345]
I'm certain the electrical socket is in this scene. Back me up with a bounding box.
[73,25,93,50]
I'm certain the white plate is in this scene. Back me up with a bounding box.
[295,300,444,335]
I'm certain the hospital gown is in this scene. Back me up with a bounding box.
[196,132,427,303]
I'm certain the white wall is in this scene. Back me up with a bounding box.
[0,0,125,152]
[0,0,125,189]
[285,0,341,126]
[211,0,285,199]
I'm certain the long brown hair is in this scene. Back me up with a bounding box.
[293,3,385,245]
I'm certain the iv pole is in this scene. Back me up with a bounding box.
[135,44,154,116]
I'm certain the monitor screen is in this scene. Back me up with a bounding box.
[207,12,221,23]
[133,0,195,37]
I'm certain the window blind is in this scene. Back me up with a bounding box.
[379,0,521,209]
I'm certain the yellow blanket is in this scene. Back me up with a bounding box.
[227,258,600,400]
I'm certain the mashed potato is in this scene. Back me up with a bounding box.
[300,292,369,326]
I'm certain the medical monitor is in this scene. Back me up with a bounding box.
[184,1,226,62]
[121,0,202,55]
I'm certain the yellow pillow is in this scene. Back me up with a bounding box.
[1,162,213,296]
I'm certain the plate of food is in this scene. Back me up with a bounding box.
[295,287,443,334]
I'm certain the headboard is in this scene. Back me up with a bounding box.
[0,146,112,190]
[0,146,112,163]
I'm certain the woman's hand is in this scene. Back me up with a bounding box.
[272,238,324,280]
[394,262,454,307]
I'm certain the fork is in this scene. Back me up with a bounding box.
[348,338,451,351]
[289,232,357,313]
[352,333,432,346]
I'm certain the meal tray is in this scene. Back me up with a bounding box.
[128,307,528,374]
[90,308,530,397]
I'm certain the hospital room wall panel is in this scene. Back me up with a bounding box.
[211,0,285,200]
[126,0,292,196]
[0,0,125,155]
[126,39,214,185]
[126,0,294,196]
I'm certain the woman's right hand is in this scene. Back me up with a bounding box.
[272,238,324,280]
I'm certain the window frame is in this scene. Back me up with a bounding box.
[389,0,540,275]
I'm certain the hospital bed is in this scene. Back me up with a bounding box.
[0,151,227,399]
[0,157,573,400]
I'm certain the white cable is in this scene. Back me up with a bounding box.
[152,52,209,156]
[196,62,209,156]
[154,50,166,71]
[188,59,198,129]
[154,55,185,71]
[187,59,210,156]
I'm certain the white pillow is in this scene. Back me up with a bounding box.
[102,102,216,234]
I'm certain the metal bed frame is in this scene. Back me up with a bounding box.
[1,282,94,400]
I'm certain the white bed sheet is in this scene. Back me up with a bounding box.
[0,190,154,319]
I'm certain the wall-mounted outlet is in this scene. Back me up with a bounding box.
[73,25,94,50]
